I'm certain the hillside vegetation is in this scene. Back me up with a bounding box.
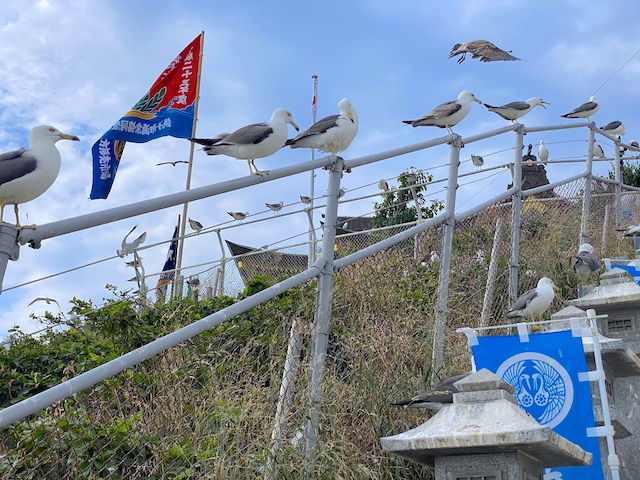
[0,187,635,479]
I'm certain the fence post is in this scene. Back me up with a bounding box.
[304,156,344,469]
[430,135,462,383]
[614,138,623,229]
[580,127,596,244]
[508,126,525,303]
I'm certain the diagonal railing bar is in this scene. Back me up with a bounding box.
[0,258,325,429]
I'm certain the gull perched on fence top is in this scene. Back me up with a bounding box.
[561,96,599,121]
[538,140,549,162]
[265,201,284,215]
[286,98,358,157]
[188,217,203,233]
[483,97,549,123]
[228,211,249,222]
[571,243,600,275]
[593,143,606,159]
[599,120,625,138]
[391,372,471,410]
[0,125,80,228]
[448,40,521,63]
[117,225,147,258]
[402,91,482,134]
[190,109,299,176]
[506,277,558,321]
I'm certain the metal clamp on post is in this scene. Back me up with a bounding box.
[0,223,21,293]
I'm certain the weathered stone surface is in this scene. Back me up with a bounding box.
[381,369,592,469]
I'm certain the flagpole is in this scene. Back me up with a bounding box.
[175,31,205,289]
[307,75,318,267]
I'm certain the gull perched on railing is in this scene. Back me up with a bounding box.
[286,98,358,157]
[228,211,249,222]
[265,201,284,215]
[0,125,80,228]
[191,109,299,176]
[506,277,558,321]
[561,96,599,121]
[117,225,147,257]
[448,40,521,63]
[188,217,203,233]
[599,120,625,138]
[538,140,549,162]
[483,97,549,123]
[402,91,482,135]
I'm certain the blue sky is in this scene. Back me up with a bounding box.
[1,0,640,337]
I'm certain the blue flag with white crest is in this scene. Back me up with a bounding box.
[471,330,603,479]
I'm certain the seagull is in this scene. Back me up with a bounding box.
[403,172,418,184]
[402,91,482,134]
[593,143,606,159]
[28,297,61,309]
[0,125,80,227]
[155,160,189,166]
[599,120,625,138]
[392,372,471,409]
[448,40,520,63]
[117,225,147,257]
[538,140,549,162]
[286,98,358,157]
[506,277,558,321]
[471,154,484,168]
[299,195,312,205]
[228,211,249,222]
[186,277,200,287]
[191,109,299,176]
[188,217,203,233]
[571,243,600,275]
[627,223,640,235]
[378,179,389,191]
[265,201,284,215]
[484,97,549,123]
[561,96,599,121]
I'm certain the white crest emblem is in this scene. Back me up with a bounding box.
[496,352,574,428]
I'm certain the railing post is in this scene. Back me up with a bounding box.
[430,135,462,383]
[304,156,344,469]
[0,223,20,293]
[580,127,596,244]
[509,126,525,303]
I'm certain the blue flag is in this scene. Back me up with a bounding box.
[471,330,603,479]
[155,223,179,302]
[90,34,202,199]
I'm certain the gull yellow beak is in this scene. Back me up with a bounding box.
[61,133,80,141]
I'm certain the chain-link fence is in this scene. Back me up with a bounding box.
[3,133,640,478]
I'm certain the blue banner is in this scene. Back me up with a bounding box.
[471,330,603,479]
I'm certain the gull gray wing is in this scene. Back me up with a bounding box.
[509,287,538,312]
[218,123,274,145]
[572,101,598,115]
[426,100,462,119]
[0,148,37,186]
[287,114,340,144]
[498,101,531,111]
[571,251,600,274]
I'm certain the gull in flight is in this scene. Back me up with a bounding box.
[117,225,147,257]
[448,40,521,64]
